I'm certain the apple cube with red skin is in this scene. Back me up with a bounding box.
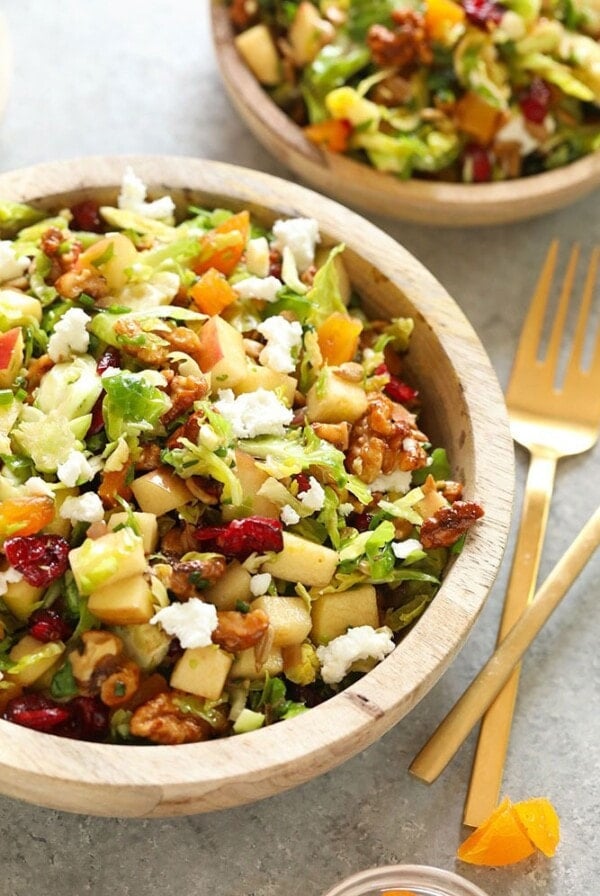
[0,327,24,388]
[197,316,249,392]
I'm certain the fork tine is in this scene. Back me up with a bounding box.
[569,245,600,374]
[512,239,559,369]
[544,243,579,374]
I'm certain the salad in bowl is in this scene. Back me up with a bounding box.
[0,169,483,746]
[228,0,600,182]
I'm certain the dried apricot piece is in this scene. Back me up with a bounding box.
[513,798,560,858]
[457,797,536,866]
[0,495,55,539]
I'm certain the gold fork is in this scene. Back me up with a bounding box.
[409,241,600,825]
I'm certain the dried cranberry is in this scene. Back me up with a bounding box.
[70,199,103,233]
[462,0,504,28]
[349,512,373,532]
[96,347,121,375]
[166,637,184,664]
[3,694,72,732]
[28,607,73,643]
[4,534,70,587]
[294,473,311,495]
[519,78,551,124]
[464,145,493,182]
[195,517,283,559]
[62,696,110,742]
[384,377,419,405]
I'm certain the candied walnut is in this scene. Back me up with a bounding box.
[160,522,200,556]
[55,267,108,300]
[346,393,428,483]
[367,10,433,72]
[25,354,54,392]
[113,319,171,367]
[229,0,259,30]
[420,501,484,549]
[99,661,141,707]
[438,480,464,502]
[161,373,209,426]
[40,227,65,258]
[158,555,227,601]
[130,692,213,744]
[185,475,222,505]
[311,421,350,451]
[212,608,270,653]
[161,326,205,367]
[135,443,162,471]
[69,631,124,694]
[493,139,522,179]
[370,74,413,107]
[167,410,203,449]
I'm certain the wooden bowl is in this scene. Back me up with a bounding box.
[210,2,600,227]
[0,156,513,816]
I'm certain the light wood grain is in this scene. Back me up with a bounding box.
[409,504,600,784]
[210,3,600,227]
[0,155,513,816]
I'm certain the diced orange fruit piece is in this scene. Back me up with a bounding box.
[192,210,250,276]
[0,496,55,539]
[317,312,363,365]
[189,268,238,316]
[457,797,536,866]
[513,798,560,858]
[424,0,466,41]
[304,118,352,153]
[454,92,504,146]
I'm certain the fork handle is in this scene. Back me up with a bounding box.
[462,450,557,827]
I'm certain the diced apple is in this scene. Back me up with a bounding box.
[0,289,42,326]
[203,560,252,610]
[6,635,65,687]
[107,511,159,554]
[233,363,297,407]
[170,645,233,700]
[69,527,146,595]
[2,578,44,621]
[130,467,192,515]
[250,595,311,647]
[234,24,281,86]
[311,585,379,644]
[88,573,155,625]
[234,449,279,518]
[0,327,24,388]
[306,367,368,424]
[77,233,138,293]
[289,1,335,65]
[261,532,339,588]
[43,487,78,538]
[112,622,171,672]
[229,646,284,680]
[197,316,249,390]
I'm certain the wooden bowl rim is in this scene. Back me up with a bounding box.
[0,155,514,816]
[210,2,600,227]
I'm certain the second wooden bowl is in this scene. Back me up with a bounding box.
[210,2,600,227]
[0,155,513,817]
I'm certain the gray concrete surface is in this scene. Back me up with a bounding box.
[0,3,598,894]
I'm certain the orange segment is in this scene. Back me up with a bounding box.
[513,798,560,858]
[457,797,537,866]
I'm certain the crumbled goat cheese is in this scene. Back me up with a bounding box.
[214,388,294,438]
[272,218,320,273]
[256,316,302,374]
[0,241,29,282]
[0,566,23,596]
[281,504,301,526]
[150,598,218,649]
[57,450,96,487]
[316,626,396,685]
[299,476,326,512]
[391,538,423,560]
[495,10,526,41]
[245,237,270,278]
[47,308,91,363]
[339,502,354,516]
[23,476,55,498]
[495,114,540,156]
[250,573,272,597]
[115,271,180,310]
[368,469,412,494]
[118,166,176,220]
[59,493,105,524]
[232,275,282,303]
